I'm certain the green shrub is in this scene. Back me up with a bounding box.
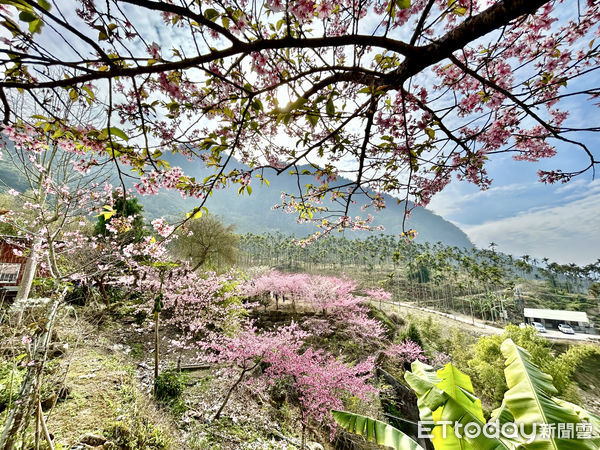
[416,316,441,348]
[465,324,595,409]
[0,361,25,410]
[398,322,423,348]
[367,304,401,340]
[548,343,600,400]
[154,370,187,404]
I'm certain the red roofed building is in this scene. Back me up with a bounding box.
[0,235,31,298]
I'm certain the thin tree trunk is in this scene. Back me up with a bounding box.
[34,390,40,450]
[213,359,261,421]
[98,274,110,308]
[38,401,53,450]
[0,290,64,449]
[15,236,43,324]
[154,311,160,380]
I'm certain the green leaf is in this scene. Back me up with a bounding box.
[28,18,43,33]
[332,410,423,450]
[553,398,600,431]
[18,11,37,22]
[152,293,164,313]
[490,399,515,426]
[405,361,510,450]
[37,0,52,10]
[204,8,219,21]
[108,127,129,141]
[306,113,319,127]
[552,398,600,447]
[436,364,485,422]
[82,85,95,100]
[326,98,335,117]
[448,0,466,15]
[186,207,207,219]
[396,0,411,9]
[69,89,78,102]
[501,339,596,449]
[98,205,116,220]
[251,99,263,112]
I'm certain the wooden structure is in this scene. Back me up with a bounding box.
[0,235,30,298]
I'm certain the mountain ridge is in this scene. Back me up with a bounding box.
[0,148,472,248]
[140,155,473,248]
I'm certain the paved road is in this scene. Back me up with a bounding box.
[539,328,599,342]
[382,300,600,343]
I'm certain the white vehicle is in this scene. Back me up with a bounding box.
[558,324,575,335]
[532,322,546,333]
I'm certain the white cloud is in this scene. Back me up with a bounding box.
[554,178,589,194]
[561,179,600,202]
[427,181,533,218]
[460,191,600,265]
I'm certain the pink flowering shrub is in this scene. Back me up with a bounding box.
[340,309,386,342]
[265,348,377,426]
[112,263,247,349]
[366,288,393,303]
[200,321,376,427]
[385,340,428,369]
[243,271,385,341]
[202,322,308,369]
[301,317,334,337]
[241,270,311,310]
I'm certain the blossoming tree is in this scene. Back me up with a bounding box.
[0,122,111,300]
[203,321,376,447]
[243,271,386,340]
[0,0,597,236]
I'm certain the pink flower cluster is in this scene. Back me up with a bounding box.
[243,271,385,341]
[203,320,376,426]
[384,340,428,367]
[265,348,376,425]
[366,288,392,303]
[151,217,175,238]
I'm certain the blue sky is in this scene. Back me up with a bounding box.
[424,7,600,266]
[7,1,598,265]
[428,148,600,265]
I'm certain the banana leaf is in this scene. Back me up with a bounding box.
[332,410,424,450]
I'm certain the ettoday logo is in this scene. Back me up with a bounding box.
[417,420,594,443]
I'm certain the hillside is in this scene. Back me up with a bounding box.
[138,155,473,248]
[0,151,471,247]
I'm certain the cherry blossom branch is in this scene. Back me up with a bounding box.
[449,54,597,168]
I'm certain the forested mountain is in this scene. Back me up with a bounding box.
[0,151,471,247]
[140,155,473,248]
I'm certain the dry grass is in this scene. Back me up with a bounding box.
[0,302,181,449]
